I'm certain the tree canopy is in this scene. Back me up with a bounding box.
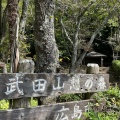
[0,0,120,72]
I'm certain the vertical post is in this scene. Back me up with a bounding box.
[12,59,34,109]
[86,63,99,74]
[85,63,99,99]
[0,62,7,73]
[101,57,103,67]
[34,0,59,105]
[3,64,7,73]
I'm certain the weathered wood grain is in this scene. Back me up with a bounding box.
[0,73,109,99]
[18,59,35,73]
[0,100,92,120]
[12,59,35,109]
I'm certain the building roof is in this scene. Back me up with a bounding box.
[86,51,106,57]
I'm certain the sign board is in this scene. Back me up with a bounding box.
[0,100,92,120]
[0,73,109,99]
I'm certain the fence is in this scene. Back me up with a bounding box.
[0,73,109,120]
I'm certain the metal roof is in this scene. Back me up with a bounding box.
[86,51,106,57]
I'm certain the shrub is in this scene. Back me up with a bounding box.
[83,86,120,120]
[112,60,120,78]
[56,93,82,102]
[0,100,9,110]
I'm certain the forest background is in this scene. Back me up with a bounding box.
[0,0,120,119]
[0,0,120,73]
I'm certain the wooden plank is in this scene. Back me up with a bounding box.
[0,73,109,99]
[0,100,92,120]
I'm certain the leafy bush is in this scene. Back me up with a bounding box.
[31,98,37,107]
[0,100,9,110]
[83,85,120,120]
[112,60,120,78]
[84,110,119,120]
[56,93,82,102]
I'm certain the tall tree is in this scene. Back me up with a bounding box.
[8,0,19,72]
[108,14,120,59]
[56,0,120,73]
[0,0,2,39]
[19,0,29,36]
[1,5,8,44]
[19,0,30,57]
[34,0,59,73]
[34,0,59,105]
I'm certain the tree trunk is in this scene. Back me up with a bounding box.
[19,0,29,36]
[70,20,80,73]
[11,59,34,109]
[8,0,19,73]
[34,0,59,73]
[69,2,94,73]
[34,0,59,105]
[1,6,8,44]
[0,0,2,39]
[75,4,118,69]
[0,62,7,73]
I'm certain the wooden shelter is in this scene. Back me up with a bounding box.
[84,51,107,67]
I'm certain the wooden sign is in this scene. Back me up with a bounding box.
[0,100,92,120]
[0,73,109,99]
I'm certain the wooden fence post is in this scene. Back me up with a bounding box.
[0,62,7,73]
[12,59,35,108]
[86,63,99,74]
[17,59,35,73]
[3,64,7,73]
[85,63,99,99]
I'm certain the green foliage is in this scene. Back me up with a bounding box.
[19,0,35,58]
[95,86,120,108]
[107,85,120,99]
[108,19,118,27]
[83,86,120,120]
[56,93,82,102]
[0,98,38,109]
[55,0,120,63]
[84,110,118,120]
[31,98,37,107]
[0,100,9,110]
[112,60,120,78]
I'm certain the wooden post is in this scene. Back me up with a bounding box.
[12,59,34,108]
[3,64,7,73]
[86,63,99,74]
[0,62,7,73]
[85,63,99,99]
[17,59,35,73]
[101,57,103,67]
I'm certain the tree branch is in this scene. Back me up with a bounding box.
[75,1,94,40]
[76,3,119,67]
[70,1,94,73]
[60,18,73,45]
